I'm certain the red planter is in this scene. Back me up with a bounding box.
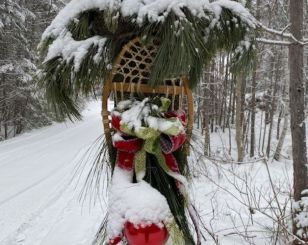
[124,222,169,245]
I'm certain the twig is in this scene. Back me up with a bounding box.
[256,38,291,46]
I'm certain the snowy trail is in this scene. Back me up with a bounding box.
[0,101,105,245]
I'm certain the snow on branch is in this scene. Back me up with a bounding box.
[210,0,256,27]
[257,22,308,46]
[41,0,257,42]
[45,32,107,72]
[256,38,292,46]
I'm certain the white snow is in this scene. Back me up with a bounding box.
[112,132,124,142]
[41,0,256,43]
[146,116,184,135]
[119,98,151,131]
[40,0,256,71]
[121,0,210,24]
[41,0,114,41]
[107,166,172,238]
[117,98,184,134]
[0,100,298,245]
[293,190,308,239]
[45,32,106,72]
[211,0,256,28]
[0,101,106,245]
[0,64,14,73]
[116,99,133,111]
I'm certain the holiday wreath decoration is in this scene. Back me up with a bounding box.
[38,0,257,244]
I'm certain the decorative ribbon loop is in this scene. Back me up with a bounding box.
[111,114,122,132]
[160,133,186,155]
[111,113,186,178]
[113,137,143,153]
[165,110,187,127]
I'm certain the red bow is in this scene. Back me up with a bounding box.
[111,111,187,173]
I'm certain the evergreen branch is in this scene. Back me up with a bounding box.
[39,4,257,119]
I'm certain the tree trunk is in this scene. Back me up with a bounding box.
[289,0,308,243]
[236,75,244,163]
[266,52,280,157]
[231,76,236,125]
[276,109,283,140]
[250,0,261,158]
[274,72,289,161]
[203,72,211,156]
[274,111,288,161]
[250,62,257,158]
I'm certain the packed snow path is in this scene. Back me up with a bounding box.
[0,101,105,245]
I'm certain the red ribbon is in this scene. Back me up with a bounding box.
[109,111,187,245]
[111,112,187,173]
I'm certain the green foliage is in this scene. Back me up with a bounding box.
[69,11,94,40]
[144,154,195,244]
[39,5,256,119]
[39,40,112,120]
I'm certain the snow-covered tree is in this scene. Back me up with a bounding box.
[0,0,64,140]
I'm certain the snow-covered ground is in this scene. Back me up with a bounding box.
[0,101,105,245]
[0,100,294,245]
[190,117,294,244]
